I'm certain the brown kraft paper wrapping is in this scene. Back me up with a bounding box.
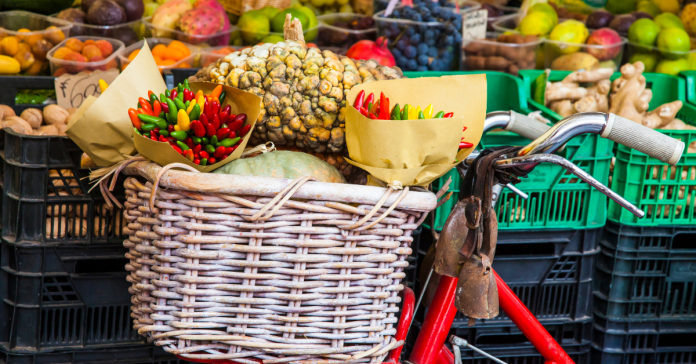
[66,41,262,172]
[344,74,486,187]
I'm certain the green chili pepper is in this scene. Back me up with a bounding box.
[201,137,209,145]
[177,83,183,93]
[183,80,190,90]
[137,114,168,130]
[149,93,158,104]
[159,111,165,119]
[211,135,218,146]
[170,130,188,141]
[159,130,169,137]
[166,99,177,124]
[165,89,171,98]
[205,144,216,154]
[200,158,208,166]
[141,123,156,132]
[188,104,201,120]
[176,140,189,151]
[367,102,373,111]
[434,111,445,118]
[391,104,401,120]
[137,101,142,109]
[133,127,142,136]
[219,91,226,104]
[418,111,425,119]
[401,104,410,120]
[143,132,150,138]
[219,137,240,147]
[174,98,186,112]
[160,93,167,103]
[185,100,190,108]
[191,136,202,144]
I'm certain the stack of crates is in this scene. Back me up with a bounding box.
[403,71,598,363]
[0,125,188,364]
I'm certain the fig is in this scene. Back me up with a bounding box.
[31,39,53,61]
[56,8,86,23]
[87,0,127,26]
[586,10,614,29]
[632,11,654,20]
[609,14,636,34]
[114,0,144,22]
[82,0,98,13]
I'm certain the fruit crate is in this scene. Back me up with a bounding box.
[0,129,127,246]
[0,345,188,364]
[416,227,599,326]
[520,69,696,227]
[0,240,140,353]
[593,221,696,320]
[591,315,696,364]
[0,76,56,115]
[403,317,592,363]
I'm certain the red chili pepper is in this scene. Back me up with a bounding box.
[199,113,209,125]
[365,93,374,109]
[161,101,169,114]
[172,145,183,154]
[354,90,365,109]
[221,105,231,117]
[228,114,246,131]
[167,125,175,133]
[139,98,153,115]
[459,142,473,149]
[148,90,154,99]
[379,92,389,120]
[184,89,193,102]
[462,126,467,131]
[185,149,194,162]
[219,110,229,125]
[211,100,220,116]
[205,123,216,138]
[194,158,200,165]
[170,89,178,100]
[224,146,234,155]
[185,138,194,149]
[213,146,226,158]
[152,100,162,116]
[150,135,158,141]
[137,108,147,115]
[128,108,140,129]
[199,151,209,159]
[209,157,217,164]
[159,135,168,143]
[152,128,159,136]
[204,100,211,119]
[239,124,251,137]
[193,144,202,154]
[359,107,369,117]
[228,131,236,139]
[444,112,454,118]
[216,128,230,141]
[191,120,206,138]
[211,114,220,130]
[368,112,378,119]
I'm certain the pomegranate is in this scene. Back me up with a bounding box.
[346,37,396,67]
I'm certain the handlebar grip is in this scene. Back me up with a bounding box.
[506,111,552,140]
[602,114,685,165]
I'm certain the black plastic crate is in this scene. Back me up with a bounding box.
[594,225,696,320]
[0,76,55,115]
[591,315,696,364]
[1,129,126,246]
[166,68,198,90]
[0,345,188,364]
[403,318,592,363]
[417,228,600,325]
[0,240,142,353]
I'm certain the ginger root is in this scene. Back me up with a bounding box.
[608,62,651,123]
[642,100,683,129]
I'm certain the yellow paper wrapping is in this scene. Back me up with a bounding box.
[66,42,166,167]
[345,74,486,187]
[65,41,263,172]
[133,82,261,172]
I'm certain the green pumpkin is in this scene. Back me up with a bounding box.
[214,151,346,183]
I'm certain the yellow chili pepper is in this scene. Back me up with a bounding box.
[177,109,190,131]
[186,101,196,114]
[195,90,203,101]
[424,104,433,119]
[174,125,181,131]
[409,106,420,120]
[99,79,109,93]
[197,95,205,107]
[210,85,223,100]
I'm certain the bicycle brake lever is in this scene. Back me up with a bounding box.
[495,153,645,218]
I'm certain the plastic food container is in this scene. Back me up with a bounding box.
[0,11,73,75]
[198,45,251,67]
[483,5,518,31]
[237,26,320,47]
[317,14,376,53]
[375,3,479,72]
[119,38,199,72]
[47,36,125,76]
[142,16,235,47]
[544,38,626,71]
[462,33,542,75]
[50,17,149,46]
[624,42,696,75]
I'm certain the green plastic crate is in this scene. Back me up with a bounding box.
[680,70,696,107]
[521,70,696,226]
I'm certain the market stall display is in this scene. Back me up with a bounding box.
[317,13,376,53]
[54,0,147,45]
[47,36,124,75]
[235,5,318,45]
[0,11,72,75]
[144,0,233,46]
[463,33,541,75]
[120,37,197,71]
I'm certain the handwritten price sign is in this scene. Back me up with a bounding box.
[54,68,119,109]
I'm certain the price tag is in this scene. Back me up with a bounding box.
[463,9,488,41]
[55,68,119,109]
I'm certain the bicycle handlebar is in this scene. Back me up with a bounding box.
[506,111,552,141]
[603,114,684,165]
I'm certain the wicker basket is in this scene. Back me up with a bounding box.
[219,0,292,16]
[120,161,438,363]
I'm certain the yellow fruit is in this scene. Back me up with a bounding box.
[0,36,19,56]
[15,29,31,41]
[519,12,555,36]
[0,55,20,74]
[681,4,696,36]
[652,0,680,14]
[14,50,35,71]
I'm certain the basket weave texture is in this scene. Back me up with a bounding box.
[122,162,436,363]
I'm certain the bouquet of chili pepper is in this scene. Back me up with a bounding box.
[351,90,472,149]
[128,80,251,166]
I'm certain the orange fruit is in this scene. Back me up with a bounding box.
[82,44,102,60]
[159,59,176,66]
[94,40,113,57]
[53,47,73,60]
[152,44,167,58]
[163,48,184,61]
[65,38,84,53]
[178,62,191,68]
[167,41,190,57]
[54,67,67,76]
[15,29,31,41]
[0,36,20,56]
[44,26,65,44]
[127,49,140,61]
[153,55,163,64]
[83,39,95,45]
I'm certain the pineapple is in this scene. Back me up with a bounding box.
[193,15,402,174]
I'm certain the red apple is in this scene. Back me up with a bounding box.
[586,28,623,61]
